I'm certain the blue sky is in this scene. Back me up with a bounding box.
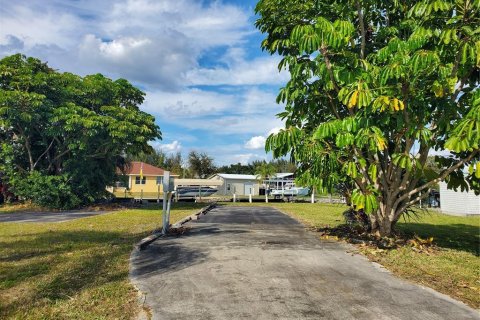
[0,0,289,165]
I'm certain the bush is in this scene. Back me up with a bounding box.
[12,171,82,210]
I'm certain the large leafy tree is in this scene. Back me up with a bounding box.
[0,54,161,208]
[256,0,480,235]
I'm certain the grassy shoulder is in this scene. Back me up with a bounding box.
[0,203,204,319]
[0,202,45,213]
[225,201,480,308]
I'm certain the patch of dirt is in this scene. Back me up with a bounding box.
[313,224,439,254]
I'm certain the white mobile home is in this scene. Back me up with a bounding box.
[210,174,260,196]
[439,182,480,216]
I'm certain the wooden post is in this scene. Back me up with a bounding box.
[141,189,143,201]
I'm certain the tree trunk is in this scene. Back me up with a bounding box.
[370,201,397,237]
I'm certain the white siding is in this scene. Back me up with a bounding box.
[212,176,260,196]
[439,182,480,216]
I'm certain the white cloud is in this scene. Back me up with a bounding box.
[151,140,182,154]
[268,127,282,135]
[245,136,267,150]
[186,49,289,86]
[0,5,82,49]
[161,140,182,153]
[230,153,265,165]
[243,126,283,151]
[143,88,235,117]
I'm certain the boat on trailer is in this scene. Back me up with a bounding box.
[270,186,310,199]
[176,186,218,198]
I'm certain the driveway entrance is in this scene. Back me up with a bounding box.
[130,206,478,320]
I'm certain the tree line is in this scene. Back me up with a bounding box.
[129,148,296,178]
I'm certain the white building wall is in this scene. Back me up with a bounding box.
[212,177,260,196]
[439,182,480,216]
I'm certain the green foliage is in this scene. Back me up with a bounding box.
[0,54,161,209]
[12,171,81,209]
[256,0,480,234]
[188,151,216,178]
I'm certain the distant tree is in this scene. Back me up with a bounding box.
[270,159,297,173]
[257,0,480,236]
[164,152,184,176]
[128,148,166,169]
[188,151,216,178]
[0,54,161,209]
[217,162,255,174]
[255,162,276,202]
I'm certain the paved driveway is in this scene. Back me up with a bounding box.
[130,206,479,320]
[0,210,109,223]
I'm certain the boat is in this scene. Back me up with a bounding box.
[270,187,310,199]
[176,186,218,198]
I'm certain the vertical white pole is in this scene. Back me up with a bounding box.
[233,193,236,202]
[249,187,252,203]
[162,171,170,234]
[311,188,315,203]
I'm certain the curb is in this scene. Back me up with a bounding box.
[135,202,217,250]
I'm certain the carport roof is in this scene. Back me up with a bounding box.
[214,174,258,180]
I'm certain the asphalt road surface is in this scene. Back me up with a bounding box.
[130,206,479,320]
[0,210,109,223]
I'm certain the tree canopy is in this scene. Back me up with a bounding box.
[0,54,161,208]
[256,0,480,235]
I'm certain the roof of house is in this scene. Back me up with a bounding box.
[213,173,258,180]
[122,161,169,176]
[273,173,294,179]
[212,172,295,181]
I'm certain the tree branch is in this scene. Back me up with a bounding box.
[33,139,54,170]
[356,1,366,59]
[393,150,478,209]
[320,45,340,92]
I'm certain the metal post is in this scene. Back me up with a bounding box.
[162,171,170,234]
[311,188,315,204]
[166,192,173,228]
[233,193,236,202]
[157,184,160,203]
[249,188,252,203]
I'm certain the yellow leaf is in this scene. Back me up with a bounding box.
[348,91,358,108]
[377,137,387,150]
[393,98,399,111]
[399,100,405,110]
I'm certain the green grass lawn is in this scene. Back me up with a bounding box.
[226,202,480,308]
[0,203,204,319]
